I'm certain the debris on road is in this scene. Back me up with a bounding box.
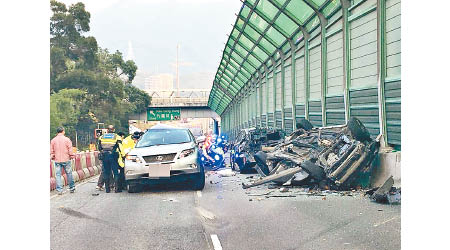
[240,117,381,193]
[247,191,274,196]
[367,176,401,204]
[265,195,296,198]
[217,168,236,177]
[242,167,305,189]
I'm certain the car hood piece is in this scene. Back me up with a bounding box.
[130,142,196,157]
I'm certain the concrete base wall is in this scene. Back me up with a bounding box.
[370,151,401,188]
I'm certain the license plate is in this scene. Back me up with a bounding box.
[148,164,170,178]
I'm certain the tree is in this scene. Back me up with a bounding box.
[50,1,151,143]
[124,85,152,113]
[120,60,138,83]
[96,49,137,83]
[50,0,98,89]
[50,89,87,140]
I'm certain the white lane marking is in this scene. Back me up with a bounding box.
[197,191,202,197]
[374,216,399,227]
[210,234,222,250]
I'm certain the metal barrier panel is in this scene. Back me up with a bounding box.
[326,95,346,126]
[384,0,401,146]
[284,107,293,133]
[349,87,380,138]
[261,114,267,127]
[275,111,282,129]
[267,113,274,127]
[308,100,323,127]
[295,104,306,119]
[385,80,401,145]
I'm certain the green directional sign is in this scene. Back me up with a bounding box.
[147,108,181,121]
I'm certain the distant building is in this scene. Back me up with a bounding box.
[144,74,174,97]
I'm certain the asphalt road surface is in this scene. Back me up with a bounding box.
[50,172,400,250]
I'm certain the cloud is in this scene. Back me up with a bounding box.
[133,0,230,4]
[57,0,120,13]
[58,0,233,13]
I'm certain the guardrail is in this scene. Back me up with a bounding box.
[50,151,102,191]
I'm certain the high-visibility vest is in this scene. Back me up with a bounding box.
[117,135,137,168]
[121,135,136,156]
[99,133,119,152]
[117,139,125,168]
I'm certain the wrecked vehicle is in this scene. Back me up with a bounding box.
[245,117,379,190]
[231,127,285,173]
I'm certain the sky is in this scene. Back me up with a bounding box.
[58,0,243,89]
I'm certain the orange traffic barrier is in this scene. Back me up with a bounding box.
[81,153,91,178]
[75,154,85,180]
[50,151,102,192]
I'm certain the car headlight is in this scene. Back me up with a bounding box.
[126,155,141,163]
[178,148,195,159]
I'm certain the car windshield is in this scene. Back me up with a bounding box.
[136,129,192,148]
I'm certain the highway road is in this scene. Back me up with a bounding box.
[50,172,400,250]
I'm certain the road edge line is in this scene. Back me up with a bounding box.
[210,234,222,250]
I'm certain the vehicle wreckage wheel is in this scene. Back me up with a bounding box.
[300,161,326,182]
[347,117,371,142]
[296,118,313,131]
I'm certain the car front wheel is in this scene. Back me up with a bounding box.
[192,165,205,190]
[127,180,143,193]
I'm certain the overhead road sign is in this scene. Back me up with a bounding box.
[147,108,181,121]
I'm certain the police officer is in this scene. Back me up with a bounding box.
[98,125,121,193]
[115,132,126,192]
[117,132,140,191]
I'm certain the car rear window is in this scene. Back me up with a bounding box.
[136,129,192,148]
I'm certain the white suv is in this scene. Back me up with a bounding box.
[125,124,204,192]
